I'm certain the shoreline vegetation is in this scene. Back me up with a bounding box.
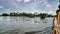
[0,12,56,19]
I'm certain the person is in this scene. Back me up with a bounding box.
[54,7,60,34]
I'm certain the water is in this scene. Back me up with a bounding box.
[0,16,54,34]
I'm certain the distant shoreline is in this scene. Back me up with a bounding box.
[0,12,56,18]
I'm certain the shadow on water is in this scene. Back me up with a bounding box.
[1,29,23,34]
[0,26,53,34]
[25,27,52,34]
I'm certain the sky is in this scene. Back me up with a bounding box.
[0,0,59,15]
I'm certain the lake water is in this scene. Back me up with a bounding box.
[0,16,54,34]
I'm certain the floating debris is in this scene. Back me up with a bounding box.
[44,22,47,23]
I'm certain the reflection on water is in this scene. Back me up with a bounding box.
[0,16,54,34]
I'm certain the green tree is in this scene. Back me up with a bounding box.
[40,13,47,19]
[2,13,9,16]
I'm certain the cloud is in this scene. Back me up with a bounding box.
[48,11,52,14]
[0,0,58,15]
[41,11,47,13]
[46,4,51,7]
[15,0,22,2]
[24,0,31,2]
[3,9,18,13]
[39,0,43,3]
[0,6,4,9]
[15,0,31,3]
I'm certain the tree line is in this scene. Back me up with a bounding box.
[0,12,56,18]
